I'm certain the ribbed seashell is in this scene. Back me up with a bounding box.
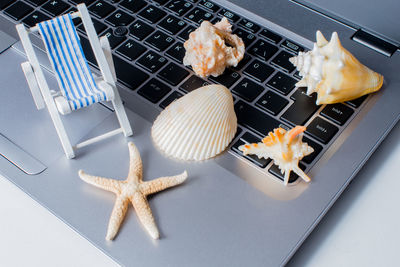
[289,31,384,105]
[151,84,237,161]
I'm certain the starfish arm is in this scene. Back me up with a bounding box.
[106,195,130,240]
[293,165,311,183]
[131,193,160,240]
[78,170,121,194]
[141,171,188,195]
[283,170,291,186]
[127,142,143,183]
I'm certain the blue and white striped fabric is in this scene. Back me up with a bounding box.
[38,13,108,111]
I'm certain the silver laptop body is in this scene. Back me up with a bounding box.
[0,0,399,265]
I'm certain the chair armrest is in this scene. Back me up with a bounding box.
[21,61,45,110]
[99,36,116,83]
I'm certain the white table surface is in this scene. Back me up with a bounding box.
[1,121,399,267]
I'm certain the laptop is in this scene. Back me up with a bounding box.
[0,0,399,265]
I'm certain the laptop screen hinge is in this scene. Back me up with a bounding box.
[352,30,398,57]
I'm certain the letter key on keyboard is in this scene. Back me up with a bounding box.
[235,101,281,136]
[281,87,319,126]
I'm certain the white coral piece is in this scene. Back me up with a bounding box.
[239,126,314,185]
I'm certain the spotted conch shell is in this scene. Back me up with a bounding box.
[289,31,384,105]
[239,126,313,185]
[152,84,237,161]
[183,17,245,77]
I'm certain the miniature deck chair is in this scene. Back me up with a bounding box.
[16,4,132,159]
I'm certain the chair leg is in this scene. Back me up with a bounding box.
[46,99,75,158]
[112,96,133,137]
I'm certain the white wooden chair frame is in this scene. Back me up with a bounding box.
[16,4,132,159]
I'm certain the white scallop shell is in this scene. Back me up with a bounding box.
[151,84,237,161]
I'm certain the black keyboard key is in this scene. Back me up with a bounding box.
[269,163,305,183]
[320,103,354,126]
[23,11,50,27]
[79,35,96,66]
[165,42,185,63]
[290,87,312,101]
[347,95,367,108]
[256,90,289,115]
[158,15,187,35]
[238,18,260,33]
[129,20,154,41]
[119,0,146,13]
[198,0,219,12]
[138,5,166,24]
[301,137,322,164]
[41,0,69,16]
[232,29,256,46]
[153,0,169,5]
[165,0,192,16]
[184,7,213,25]
[78,18,107,34]
[137,51,168,73]
[260,29,282,44]
[89,0,115,18]
[69,0,95,5]
[271,51,296,73]
[281,39,304,54]
[0,0,13,9]
[138,78,171,103]
[177,25,195,41]
[306,117,338,144]
[64,7,78,16]
[235,101,281,136]
[5,2,33,20]
[267,71,297,95]
[116,39,146,61]
[180,75,209,93]
[160,91,183,109]
[145,31,175,52]
[27,0,47,7]
[218,8,240,22]
[157,62,189,86]
[208,69,240,88]
[243,59,274,83]
[232,54,250,71]
[249,39,279,62]
[92,19,107,34]
[102,29,126,48]
[232,78,264,102]
[293,70,302,79]
[281,88,319,126]
[113,55,149,89]
[105,10,134,26]
[231,132,271,168]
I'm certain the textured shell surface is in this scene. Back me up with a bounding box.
[183,18,245,78]
[290,31,384,104]
[239,126,313,185]
[151,84,237,161]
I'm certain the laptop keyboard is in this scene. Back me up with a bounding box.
[1,0,367,184]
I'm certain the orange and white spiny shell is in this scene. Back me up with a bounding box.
[289,31,383,105]
[239,126,313,185]
[183,17,244,77]
[151,84,237,161]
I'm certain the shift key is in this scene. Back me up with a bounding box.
[281,88,320,126]
[235,101,281,136]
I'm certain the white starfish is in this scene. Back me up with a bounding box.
[79,142,187,240]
